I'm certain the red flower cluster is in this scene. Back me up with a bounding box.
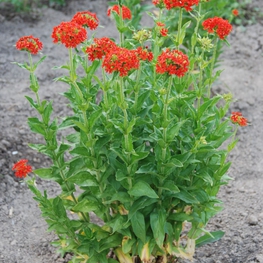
[12,159,32,178]
[16,35,43,55]
[102,47,139,76]
[152,0,165,8]
[51,21,87,48]
[231,112,248,127]
[85,37,117,61]
[202,17,232,40]
[71,11,99,30]
[156,22,168,37]
[156,49,189,77]
[107,5,132,20]
[232,9,239,16]
[135,47,153,62]
[163,0,199,11]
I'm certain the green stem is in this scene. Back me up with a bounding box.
[161,76,173,174]
[54,157,89,222]
[119,4,124,47]
[208,38,219,97]
[191,4,202,54]
[177,8,183,49]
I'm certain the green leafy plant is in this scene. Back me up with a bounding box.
[12,1,248,262]
[0,0,65,12]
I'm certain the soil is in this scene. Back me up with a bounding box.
[0,1,263,262]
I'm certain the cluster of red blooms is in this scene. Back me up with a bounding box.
[51,21,87,48]
[153,0,199,11]
[12,159,32,178]
[231,112,248,127]
[156,22,168,37]
[202,17,232,40]
[102,47,140,77]
[85,37,117,61]
[86,38,153,75]
[51,10,99,48]
[135,47,153,62]
[232,9,239,16]
[156,49,189,77]
[16,35,43,55]
[107,5,132,20]
[71,11,99,30]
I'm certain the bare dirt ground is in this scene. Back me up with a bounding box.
[0,1,263,262]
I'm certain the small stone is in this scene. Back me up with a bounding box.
[1,139,11,148]
[258,212,263,221]
[238,187,246,193]
[247,215,258,225]
[255,254,263,263]
[10,240,17,246]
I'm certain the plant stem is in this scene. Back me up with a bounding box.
[208,38,218,97]
[161,76,173,175]
[177,8,183,49]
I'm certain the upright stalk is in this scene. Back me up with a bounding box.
[176,8,183,49]
[208,38,219,97]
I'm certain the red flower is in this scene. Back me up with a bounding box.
[16,35,43,55]
[202,17,232,40]
[135,47,153,62]
[71,11,99,30]
[156,49,189,77]
[152,0,165,8]
[156,21,165,27]
[232,9,239,16]
[156,22,168,37]
[85,37,117,61]
[51,21,87,48]
[107,5,132,20]
[163,0,199,11]
[160,28,168,37]
[12,159,32,178]
[231,112,248,127]
[102,47,140,76]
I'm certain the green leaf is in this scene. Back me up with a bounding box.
[58,116,79,130]
[72,199,99,213]
[162,180,180,193]
[166,121,186,142]
[168,212,193,222]
[25,96,38,110]
[136,163,157,175]
[12,61,30,70]
[131,151,149,165]
[198,96,221,119]
[33,55,47,70]
[28,117,45,136]
[196,230,224,248]
[70,146,89,157]
[174,190,199,204]
[128,181,159,199]
[43,102,53,125]
[88,108,102,129]
[53,197,67,218]
[131,211,146,242]
[122,236,136,254]
[34,168,60,181]
[67,171,97,187]
[150,208,166,248]
[128,197,157,220]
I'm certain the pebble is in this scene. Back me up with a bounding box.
[1,139,11,148]
[247,215,258,225]
[255,254,263,263]
[10,240,17,246]
[258,212,263,221]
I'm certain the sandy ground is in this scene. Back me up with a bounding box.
[0,1,263,262]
